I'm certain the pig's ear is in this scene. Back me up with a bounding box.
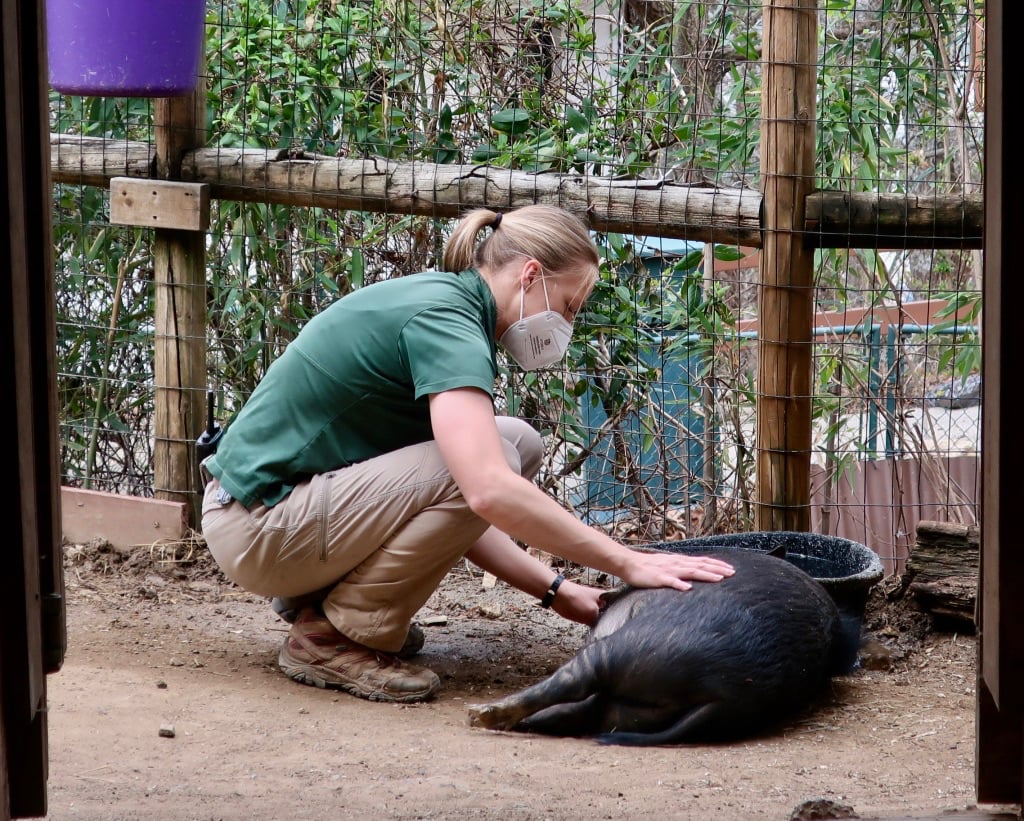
[767,543,787,559]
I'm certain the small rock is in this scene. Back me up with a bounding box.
[158,724,175,738]
[790,798,859,820]
[156,680,168,689]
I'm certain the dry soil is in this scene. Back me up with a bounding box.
[38,538,1003,821]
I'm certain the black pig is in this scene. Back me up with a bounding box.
[467,548,861,746]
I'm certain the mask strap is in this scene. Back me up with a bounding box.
[539,269,553,312]
[518,265,553,322]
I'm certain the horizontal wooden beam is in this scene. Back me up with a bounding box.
[50,133,982,249]
[805,190,983,249]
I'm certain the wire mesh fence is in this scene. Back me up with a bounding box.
[49,0,984,573]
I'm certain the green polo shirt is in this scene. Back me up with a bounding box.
[206,268,498,508]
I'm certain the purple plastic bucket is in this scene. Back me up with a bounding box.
[46,0,206,97]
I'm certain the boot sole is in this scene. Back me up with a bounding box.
[278,649,440,704]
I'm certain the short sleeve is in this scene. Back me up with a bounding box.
[400,307,497,399]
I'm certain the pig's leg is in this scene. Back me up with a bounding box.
[468,651,603,731]
[513,695,606,735]
[518,696,694,737]
[594,700,731,747]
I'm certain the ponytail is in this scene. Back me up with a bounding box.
[442,205,599,287]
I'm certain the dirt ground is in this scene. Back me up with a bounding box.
[37,538,1011,821]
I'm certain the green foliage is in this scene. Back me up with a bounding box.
[49,0,983,523]
[52,183,156,489]
[929,288,982,376]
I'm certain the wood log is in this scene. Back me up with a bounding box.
[905,520,979,628]
[805,191,983,249]
[49,134,982,249]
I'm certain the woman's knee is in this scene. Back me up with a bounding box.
[495,416,544,478]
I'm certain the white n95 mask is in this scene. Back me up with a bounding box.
[498,274,574,370]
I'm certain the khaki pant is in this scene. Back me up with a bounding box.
[201,416,543,652]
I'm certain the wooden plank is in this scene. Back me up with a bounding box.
[737,297,972,338]
[60,487,189,552]
[109,177,210,231]
[810,455,979,576]
[859,813,1019,821]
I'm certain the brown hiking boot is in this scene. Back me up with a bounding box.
[278,608,440,703]
[273,598,425,659]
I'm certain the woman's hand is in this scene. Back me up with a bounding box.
[550,579,606,627]
[550,553,735,627]
[618,550,735,592]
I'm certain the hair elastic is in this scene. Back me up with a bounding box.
[491,212,503,229]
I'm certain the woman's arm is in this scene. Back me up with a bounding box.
[430,388,734,591]
[464,527,605,626]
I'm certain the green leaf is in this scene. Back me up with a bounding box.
[350,248,365,289]
[490,109,532,136]
[565,106,590,133]
[471,145,504,163]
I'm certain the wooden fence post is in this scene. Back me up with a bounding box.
[757,0,817,531]
[151,66,208,526]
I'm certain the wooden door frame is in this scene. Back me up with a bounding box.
[978,0,1024,805]
[0,0,1021,813]
[1,0,66,817]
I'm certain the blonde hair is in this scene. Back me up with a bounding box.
[442,205,599,287]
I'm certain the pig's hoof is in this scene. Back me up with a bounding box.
[467,702,515,730]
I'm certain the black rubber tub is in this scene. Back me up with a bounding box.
[640,531,885,619]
